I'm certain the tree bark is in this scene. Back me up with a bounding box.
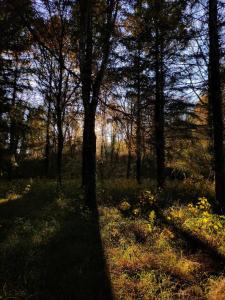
[56,111,63,187]
[8,53,19,180]
[136,56,142,184]
[154,0,165,189]
[82,104,97,211]
[79,0,118,211]
[44,99,51,177]
[56,51,64,189]
[208,0,225,212]
[110,120,116,164]
[127,147,132,179]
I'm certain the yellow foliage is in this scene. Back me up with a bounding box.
[119,200,131,211]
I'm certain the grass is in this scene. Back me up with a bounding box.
[0,178,224,299]
[0,180,112,299]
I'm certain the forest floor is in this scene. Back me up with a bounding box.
[0,179,225,300]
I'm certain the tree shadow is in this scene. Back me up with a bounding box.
[37,211,114,300]
[154,205,225,275]
[0,183,114,300]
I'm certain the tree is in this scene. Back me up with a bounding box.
[33,0,78,187]
[0,0,32,178]
[153,0,166,188]
[208,0,225,212]
[142,0,191,188]
[76,0,119,210]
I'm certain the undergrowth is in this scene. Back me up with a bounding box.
[0,178,224,299]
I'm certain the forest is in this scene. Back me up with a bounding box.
[0,0,225,299]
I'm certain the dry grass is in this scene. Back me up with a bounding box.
[99,205,223,299]
[0,179,224,299]
[207,278,225,300]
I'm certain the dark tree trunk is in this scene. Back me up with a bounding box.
[80,1,98,210]
[79,0,118,211]
[9,109,16,180]
[56,51,64,189]
[136,59,142,184]
[44,100,51,177]
[208,0,225,212]
[154,0,165,189]
[80,0,93,189]
[135,0,142,185]
[8,54,19,180]
[82,105,97,211]
[127,147,132,179]
[57,113,63,187]
[155,54,165,189]
[110,121,116,164]
[126,104,133,180]
[100,106,106,161]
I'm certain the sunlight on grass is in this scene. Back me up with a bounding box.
[0,179,225,299]
[0,193,22,204]
[166,197,225,255]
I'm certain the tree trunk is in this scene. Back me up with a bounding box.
[79,0,117,211]
[100,104,106,161]
[56,49,64,189]
[82,104,97,211]
[44,100,51,177]
[154,0,165,189]
[136,61,142,184]
[57,111,63,188]
[208,0,225,212]
[127,147,132,179]
[110,121,116,165]
[135,0,142,185]
[8,54,19,180]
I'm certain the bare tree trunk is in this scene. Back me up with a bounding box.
[56,111,63,187]
[208,0,225,212]
[8,53,19,180]
[44,100,51,177]
[136,56,142,184]
[127,146,132,179]
[126,103,134,179]
[154,0,165,189]
[56,51,64,188]
[110,120,116,164]
[100,106,106,161]
[79,0,118,211]
[82,105,97,210]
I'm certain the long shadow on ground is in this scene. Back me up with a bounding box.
[154,205,225,275]
[38,212,113,300]
[0,182,113,300]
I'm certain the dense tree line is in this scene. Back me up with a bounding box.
[0,0,224,212]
